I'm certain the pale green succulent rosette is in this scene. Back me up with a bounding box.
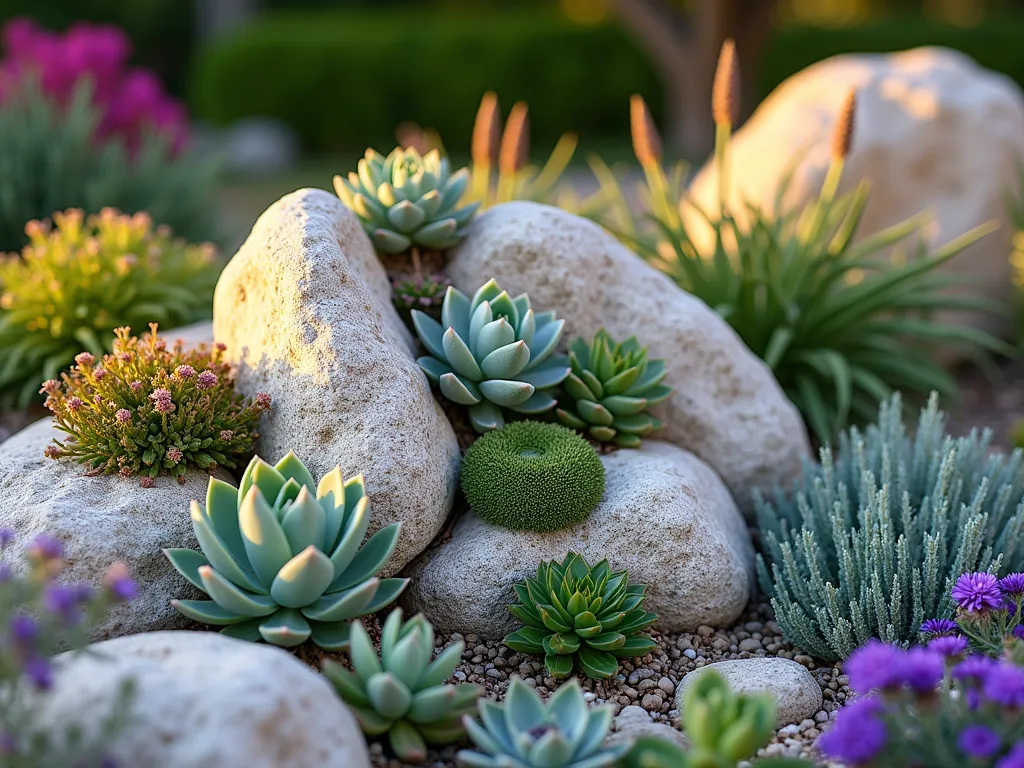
[164,451,407,650]
[412,278,571,433]
[334,147,480,254]
[324,608,482,763]
[456,677,629,768]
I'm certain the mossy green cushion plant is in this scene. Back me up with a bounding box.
[164,452,408,650]
[503,552,658,679]
[334,147,479,254]
[556,329,672,448]
[43,325,268,482]
[324,608,481,763]
[412,279,571,433]
[0,208,220,407]
[460,422,605,532]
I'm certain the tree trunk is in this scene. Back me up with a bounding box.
[611,0,776,158]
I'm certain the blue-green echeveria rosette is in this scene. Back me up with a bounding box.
[334,147,479,254]
[412,278,571,433]
[163,451,407,650]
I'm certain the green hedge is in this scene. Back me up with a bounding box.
[190,9,1024,154]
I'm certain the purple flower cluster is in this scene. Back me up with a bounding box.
[952,572,1004,612]
[0,18,187,152]
[845,639,945,694]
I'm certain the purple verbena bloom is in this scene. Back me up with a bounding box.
[954,655,997,683]
[23,656,53,690]
[8,614,38,646]
[27,533,63,562]
[998,741,1024,768]
[983,663,1024,707]
[928,635,969,658]
[0,527,13,546]
[817,696,887,765]
[104,562,137,602]
[952,572,1003,612]
[900,647,945,692]
[43,584,82,624]
[921,618,959,639]
[959,725,1002,759]
[845,639,905,694]
[1002,574,1024,599]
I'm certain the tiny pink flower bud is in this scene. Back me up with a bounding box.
[67,397,83,411]
[219,430,234,441]
[166,447,183,464]
[38,380,58,395]
[140,477,155,488]
[93,395,102,404]
[196,371,217,390]
[129,381,143,392]
[74,352,94,368]
[116,409,131,423]
[154,399,176,414]
[215,342,227,352]
[256,393,272,410]
[174,365,196,379]
[93,368,106,381]
[43,445,61,459]
[149,388,172,403]
[118,466,132,478]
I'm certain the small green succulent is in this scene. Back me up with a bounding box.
[323,608,481,763]
[412,278,571,432]
[460,422,605,532]
[334,147,479,254]
[503,553,658,679]
[556,329,672,448]
[393,273,449,322]
[457,677,628,768]
[164,452,407,650]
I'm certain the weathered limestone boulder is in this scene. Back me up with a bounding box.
[686,47,1024,345]
[448,202,809,515]
[214,189,460,573]
[37,631,370,767]
[676,658,823,728]
[0,418,212,640]
[401,441,754,637]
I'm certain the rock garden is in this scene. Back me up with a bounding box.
[5,16,1024,768]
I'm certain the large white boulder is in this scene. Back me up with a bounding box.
[401,441,754,637]
[0,418,212,640]
[686,47,1024,343]
[213,189,460,573]
[36,631,370,768]
[676,658,823,728]
[447,202,809,515]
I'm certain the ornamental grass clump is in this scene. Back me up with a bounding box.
[412,279,570,432]
[43,325,269,482]
[555,329,672,448]
[456,677,629,768]
[0,208,219,407]
[460,422,605,532]
[819,638,1024,766]
[165,452,407,650]
[324,608,481,763]
[0,529,137,766]
[503,552,657,679]
[756,393,1024,661]
[608,42,1006,445]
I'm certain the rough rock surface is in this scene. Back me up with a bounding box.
[609,705,689,750]
[686,47,1024,345]
[676,658,824,728]
[448,202,808,515]
[401,440,753,636]
[0,418,214,640]
[213,189,460,573]
[38,631,370,768]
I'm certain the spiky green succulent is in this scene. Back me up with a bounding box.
[556,330,672,448]
[163,452,407,650]
[323,608,481,763]
[412,278,571,433]
[457,678,628,768]
[503,553,658,680]
[334,147,479,254]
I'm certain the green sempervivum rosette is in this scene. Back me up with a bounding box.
[503,553,657,679]
[556,329,672,448]
[164,452,407,650]
[334,147,479,254]
[412,278,571,433]
[324,608,481,763]
[456,677,628,768]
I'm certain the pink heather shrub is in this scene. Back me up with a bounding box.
[0,17,187,152]
[43,325,271,484]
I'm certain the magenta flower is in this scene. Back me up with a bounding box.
[998,741,1024,768]
[817,696,887,765]
[952,572,1003,612]
[953,655,996,683]
[66,396,83,411]
[174,364,195,379]
[901,647,945,692]
[983,664,1024,706]
[1002,573,1024,602]
[928,635,968,658]
[196,370,217,389]
[845,639,905,694]
[74,352,94,367]
[115,408,131,423]
[958,725,1002,759]
[921,618,959,639]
